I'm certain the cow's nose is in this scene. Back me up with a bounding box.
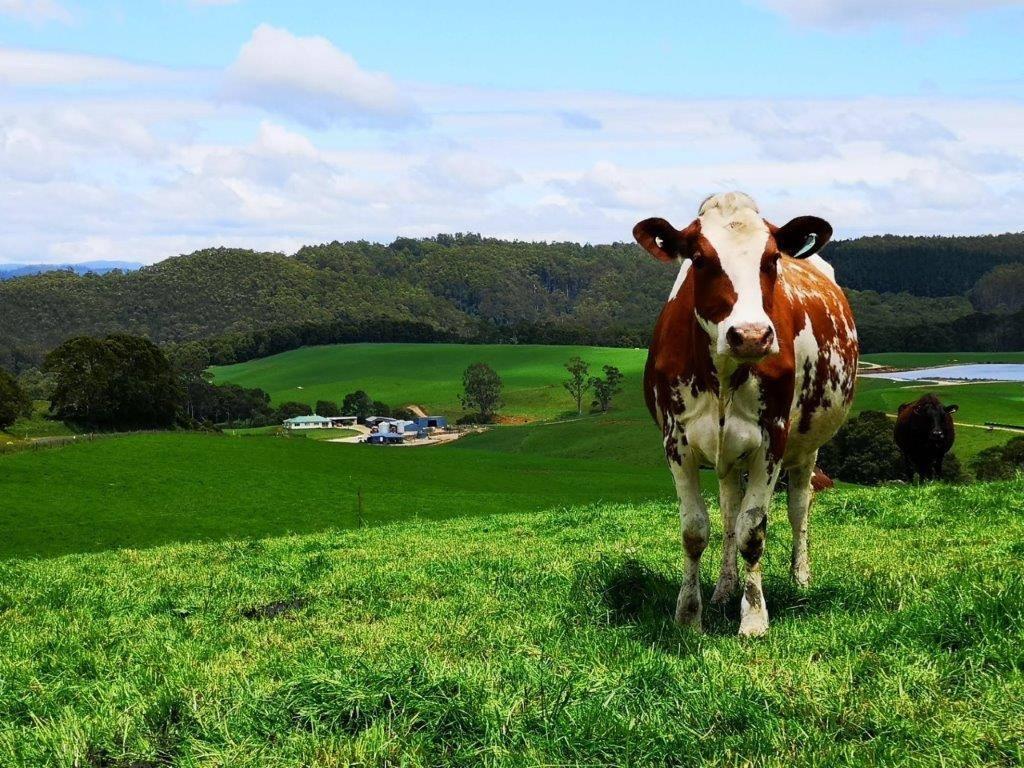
[726,323,774,358]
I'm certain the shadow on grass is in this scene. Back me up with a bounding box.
[571,555,854,649]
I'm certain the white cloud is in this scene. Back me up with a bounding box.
[413,152,520,194]
[751,0,1024,28]
[0,0,71,24]
[223,24,421,129]
[0,48,172,87]
[2,46,1024,264]
[548,161,664,210]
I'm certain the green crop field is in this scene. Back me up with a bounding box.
[0,479,1021,766]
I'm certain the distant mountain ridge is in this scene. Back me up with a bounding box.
[0,231,1021,371]
[0,261,142,280]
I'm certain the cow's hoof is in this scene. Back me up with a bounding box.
[710,572,737,604]
[738,610,769,637]
[674,590,703,630]
[791,565,811,589]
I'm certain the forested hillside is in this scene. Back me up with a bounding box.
[826,232,1024,296]
[1,231,1022,370]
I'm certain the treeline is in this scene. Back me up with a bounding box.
[858,308,1024,353]
[826,232,1024,297]
[1,231,1023,370]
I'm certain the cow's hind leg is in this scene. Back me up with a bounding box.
[711,466,743,604]
[787,457,814,588]
[668,449,709,630]
[735,450,782,637]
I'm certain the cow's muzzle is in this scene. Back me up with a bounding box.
[725,323,775,359]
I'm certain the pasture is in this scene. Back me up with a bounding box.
[0,432,681,561]
[2,344,1022,764]
[211,343,1024,461]
[1,480,1021,766]
[211,343,647,421]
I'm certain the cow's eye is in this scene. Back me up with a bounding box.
[692,254,706,269]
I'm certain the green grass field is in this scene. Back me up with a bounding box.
[223,426,360,441]
[1,480,1020,766]
[3,343,1023,764]
[211,343,648,421]
[0,432,682,561]
[213,343,1024,463]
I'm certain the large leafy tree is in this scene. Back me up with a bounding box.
[460,363,502,422]
[45,334,180,430]
[316,399,340,417]
[342,390,375,422]
[276,401,313,421]
[0,368,31,430]
[563,356,590,415]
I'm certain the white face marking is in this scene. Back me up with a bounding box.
[668,258,691,301]
[696,193,778,357]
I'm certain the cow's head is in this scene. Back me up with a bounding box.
[898,395,958,446]
[634,192,832,361]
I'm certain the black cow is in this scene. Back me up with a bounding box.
[894,394,958,481]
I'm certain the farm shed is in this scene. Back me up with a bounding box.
[326,416,357,427]
[414,416,448,430]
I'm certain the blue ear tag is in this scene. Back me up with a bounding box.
[792,233,817,258]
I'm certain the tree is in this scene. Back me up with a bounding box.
[816,411,906,485]
[970,436,1024,480]
[969,263,1024,313]
[16,367,55,401]
[316,399,340,417]
[167,341,212,420]
[460,362,502,422]
[342,390,375,423]
[563,356,590,415]
[590,365,624,413]
[276,401,313,421]
[0,368,31,430]
[45,334,180,430]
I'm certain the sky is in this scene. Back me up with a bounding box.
[1,0,1023,264]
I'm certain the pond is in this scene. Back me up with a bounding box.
[862,363,1024,382]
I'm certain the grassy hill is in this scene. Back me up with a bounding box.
[211,343,648,421]
[212,343,1024,461]
[1,480,1020,766]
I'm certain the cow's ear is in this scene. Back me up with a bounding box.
[775,216,833,259]
[898,402,912,414]
[633,217,689,262]
[945,404,959,414]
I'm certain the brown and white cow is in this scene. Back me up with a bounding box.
[635,192,858,636]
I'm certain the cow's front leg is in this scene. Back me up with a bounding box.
[734,451,782,637]
[711,466,742,604]
[668,449,709,630]
[786,458,814,588]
